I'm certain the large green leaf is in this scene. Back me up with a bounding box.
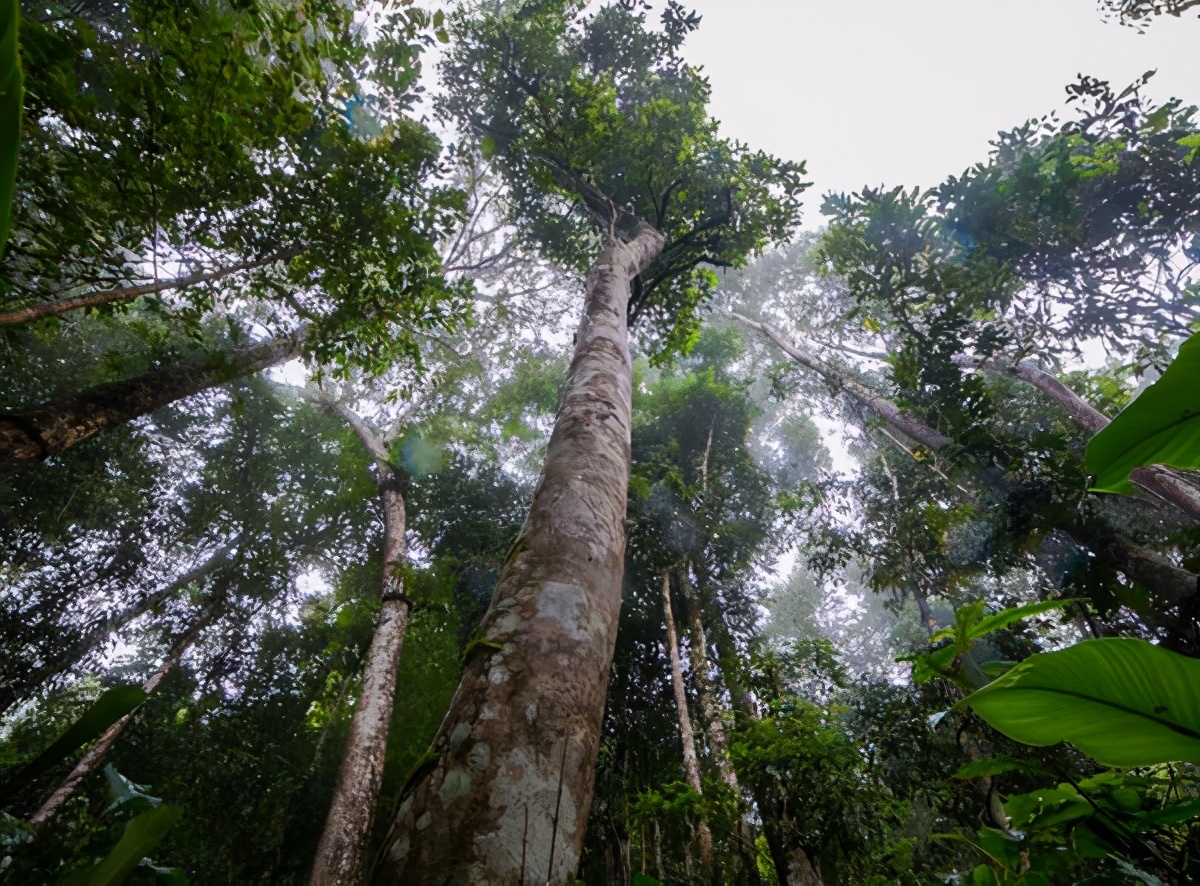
[57,805,182,886]
[0,0,20,257]
[963,638,1200,767]
[1,686,147,800]
[1085,331,1200,493]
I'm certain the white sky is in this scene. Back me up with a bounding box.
[676,0,1200,227]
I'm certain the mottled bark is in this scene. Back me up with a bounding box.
[0,332,303,465]
[0,246,305,326]
[661,574,713,869]
[374,222,664,886]
[685,608,736,791]
[0,540,237,718]
[783,848,823,886]
[309,409,410,886]
[1000,359,1200,521]
[729,312,951,451]
[29,608,217,830]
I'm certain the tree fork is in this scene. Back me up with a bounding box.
[373,221,664,886]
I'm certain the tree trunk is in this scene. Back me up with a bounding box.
[0,539,238,718]
[0,246,305,327]
[712,631,823,886]
[0,332,303,465]
[373,222,664,886]
[29,606,218,830]
[685,605,763,886]
[685,608,736,791]
[309,409,411,886]
[999,358,1200,521]
[661,573,714,870]
[728,312,951,451]
[782,847,823,886]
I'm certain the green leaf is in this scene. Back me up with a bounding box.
[952,755,1050,781]
[480,134,496,160]
[963,638,1200,767]
[103,763,162,813]
[56,805,181,886]
[2,686,147,799]
[1130,797,1200,831]
[0,0,23,257]
[969,599,1080,641]
[1085,331,1200,493]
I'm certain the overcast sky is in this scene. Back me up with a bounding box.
[674,0,1200,227]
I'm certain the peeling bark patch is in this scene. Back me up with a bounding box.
[388,835,409,861]
[467,742,490,773]
[534,581,591,642]
[439,768,472,807]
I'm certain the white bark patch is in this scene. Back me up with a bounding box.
[490,610,520,637]
[388,835,409,861]
[438,768,472,807]
[473,744,582,881]
[466,742,490,773]
[534,581,594,642]
[450,722,472,750]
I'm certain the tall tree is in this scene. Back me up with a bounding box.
[307,403,411,886]
[375,3,805,882]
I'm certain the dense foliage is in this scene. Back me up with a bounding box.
[1,2,1197,885]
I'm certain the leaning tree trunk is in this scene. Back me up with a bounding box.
[996,358,1200,521]
[373,221,664,886]
[0,331,303,466]
[28,604,219,830]
[309,409,411,886]
[661,573,714,870]
[0,539,238,718]
[729,312,950,451]
[736,312,1200,607]
[0,246,305,327]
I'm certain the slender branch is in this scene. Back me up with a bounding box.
[0,245,305,327]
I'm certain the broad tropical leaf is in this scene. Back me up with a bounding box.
[1,686,147,799]
[1086,331,1200,493]
[56,805,182,886]
[963,638,1200,767]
